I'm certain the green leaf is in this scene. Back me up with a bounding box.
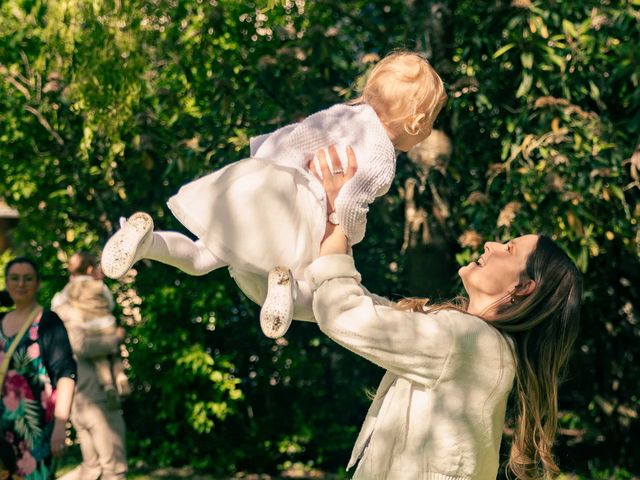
[12,347,33,373]
[589,80,600,101]
[562,19,579,38]
[493,43,516,59]
[609,184,625,202]
[547,53,566,72]
[14,399,43,450]
[577,245,589,272]
[516,73,533,98]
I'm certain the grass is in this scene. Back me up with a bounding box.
[55,446,342,480]
[56,445,637,480]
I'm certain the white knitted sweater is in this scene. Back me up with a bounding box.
[305,255,516,480]
[250,103,396,245]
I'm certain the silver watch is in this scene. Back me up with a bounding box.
[328,211,340,225]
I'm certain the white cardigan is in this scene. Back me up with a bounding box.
[305,255,516,480]
[250,103,396,245]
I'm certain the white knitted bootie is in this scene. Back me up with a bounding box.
[101,212,154,279]
[260,267,295,339]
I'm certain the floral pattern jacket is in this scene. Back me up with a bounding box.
[0,310,76,480]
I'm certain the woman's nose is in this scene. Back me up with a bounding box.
[484,241,507,254]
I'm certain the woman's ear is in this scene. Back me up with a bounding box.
[515,279,537,297]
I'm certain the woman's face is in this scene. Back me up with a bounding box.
[458,234,539,313]
[6,262,39,306]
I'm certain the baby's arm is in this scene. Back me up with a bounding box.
[250,105,367,171]
[333,155,394,246]
[51,286,69,311]
[297,106,396,245]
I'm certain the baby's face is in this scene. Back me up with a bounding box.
[68,254,83,275]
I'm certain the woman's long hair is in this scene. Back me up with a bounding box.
[396,235,582,479]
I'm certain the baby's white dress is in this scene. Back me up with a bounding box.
[166,104,396,318]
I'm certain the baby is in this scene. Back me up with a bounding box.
[53,252,129,407]
[101,50,447,338]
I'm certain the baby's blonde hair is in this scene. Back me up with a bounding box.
[349,51,447,136]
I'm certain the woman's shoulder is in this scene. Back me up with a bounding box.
[39,309,64,329]
[444,310,515,367]
[432,309,508,347]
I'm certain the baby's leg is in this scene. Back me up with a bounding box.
[260,267,295,338]
[146,232,227,276]
[110,356,131,396]
[102,212,154,279]
[94,356,120,409]
[292,279,314,322]
[229,267,316,322]
[260,269,316,338]
[102,212,227,279]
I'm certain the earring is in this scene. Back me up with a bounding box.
[510,296,516,304]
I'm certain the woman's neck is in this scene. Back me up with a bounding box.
[13,300,39,314]
[466,295,498,319]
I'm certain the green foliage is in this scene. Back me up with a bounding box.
[0,0,638,476]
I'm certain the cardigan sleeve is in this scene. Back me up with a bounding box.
[305,255,453,387]
[39,310,77,387]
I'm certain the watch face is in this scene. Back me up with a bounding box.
[328,212,339,225]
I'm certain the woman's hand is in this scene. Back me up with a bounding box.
[308,145,357,256]
[50,418,68,458]
[309,144,357,217]
[51,376,75,457]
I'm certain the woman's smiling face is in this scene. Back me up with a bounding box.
[458,234,539,316]
[6,262,39,306]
